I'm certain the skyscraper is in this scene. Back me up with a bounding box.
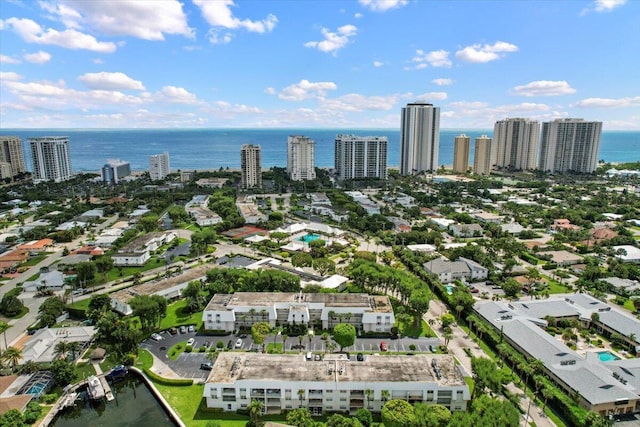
[539,119,603,174]
[453,134,471,173]
[241,144,262,189]
[334,135,388,181]
[102,159,131,185]
[149,152,170,181]
[399,101,440,175]
[287,135,316,181]
[0,136,27,179]
[492,118,540,170]
[28,136,72,183]
[473,135,492,176]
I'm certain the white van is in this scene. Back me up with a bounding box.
[306,351,313,361]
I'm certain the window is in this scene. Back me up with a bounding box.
[210,388,218,399]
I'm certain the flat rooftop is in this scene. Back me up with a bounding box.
[205,292,392,313]
[207,353,464,386]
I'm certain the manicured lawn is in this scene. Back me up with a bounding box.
[66,298,91,312]
[137,349,154,370]
[542,275,571,294]
[75,361,97,380]
[266,342,283,353]
[159,299,203,330]
[103,258,166,282]
[396,318,436,338]
[21,254,48,266]
[167,341,187,360]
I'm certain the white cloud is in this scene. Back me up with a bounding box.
[319,93,398,112]
[354,13,363,18]
[0,54,21,64]
[92,58,104,64]
[78,72,145,91]
[304,24,357,55]
[279,80,337,101]
[4,17,116,52]
[264,87,276,95]
[582,0,627,14]
[373,60,384,67]
[207,30,233,44]
[358,0,408,12]
[43,0,194,40]
[412,49,451,68]
[23,50,52,63]
[194,0,277,36]
[158,86,198,104]
[432,78,453,86]
[573,96,640,108]
[0,71,22,81]
[455,41,518,63]
[413,92,448,101]
[512,80,576,97]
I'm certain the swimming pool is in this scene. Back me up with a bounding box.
[298,233,321,243]
[597,351,620,362]
[445,284,455,295]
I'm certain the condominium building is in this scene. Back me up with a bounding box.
[492,118,540,170]
[399,102,440,175]
[0,136,27,179]
[452,134,470,173]
[539,119,603,173]
[287,135,316,181]
[240,144,261,189]
[334,135,387,181]
[203,292,395,333]
[149,152,170,181]
[101,159,131,185]
[473,135,492,175]
[28,136,72,183]
[203,353,470,415]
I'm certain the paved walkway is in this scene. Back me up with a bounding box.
[148,351,180,379]
[424,299,556,427]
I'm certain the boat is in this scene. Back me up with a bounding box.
[106,365,128,382]
[87,376,105,400]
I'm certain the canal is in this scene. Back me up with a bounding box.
[52,374,177,427]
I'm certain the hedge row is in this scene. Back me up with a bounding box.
[143,368,194,386]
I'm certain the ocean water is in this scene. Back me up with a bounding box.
[1,128,638,172]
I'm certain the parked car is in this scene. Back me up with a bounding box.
[470,287,479,293]
[356,353,364,361]
[188,325,195,333]
[380,341,388,352]
[227,340,234,349]
[186,338,195,347]
[151,333,163,342]
[169,328,178,335]
[314,354,322,361]
[235,339,243,349]
[179,326,187,334]
[200,362,213,371]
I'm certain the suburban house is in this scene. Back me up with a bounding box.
[202,292,395,333]
[185,195,222,227]
[112,231,176,266]
[449,223,483,238]
[21,326,95,363]
[203,353,469,415]
[423,257,488,284]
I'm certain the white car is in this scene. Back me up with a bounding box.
[187,338,195,347]
[235,339,243,348]
[151,333,163,341]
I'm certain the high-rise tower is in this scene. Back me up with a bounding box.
[0,136,27,179]
[149,152,170,181]
[539,119,602,173]
[240,144,262,189]
[453,134,471,173]
[492,118,540,170]
[473,135,492,176]
[334,135,388,181]
[400,102,440,175]
[287,136,316,181]
[28,136,72,183]
[102,159,131,185]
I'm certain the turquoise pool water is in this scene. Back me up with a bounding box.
[598,351,620,362]
[445,284,455,295]
[298,233,320,243]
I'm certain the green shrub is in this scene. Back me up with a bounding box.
[185,345,193,353]
[23,401,42,424]
[199,346,207,353]
[40,393,58,404]
[143,369,193,386]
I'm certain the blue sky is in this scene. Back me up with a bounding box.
[0,0,638,129]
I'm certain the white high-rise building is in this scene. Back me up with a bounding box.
[539,119,602,173]
[334,135,387,181]
[400,102,440,175]
[28,136,72,183]
[240,144,262,189]
[473,135,492,176]
[492,118,540,170]
[287,135,316,181]
[453,134,470,173]
[102,159,131,185]
[0,136,27,179]
[149,152,170,181]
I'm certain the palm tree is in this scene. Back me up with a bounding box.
[444,331,453,347]
[364,389,374,409]
[381,389,390,404]
[67,341,82,360]
[54,340,71,360]
[248,399,264,424]
[541,387,553,412]
[628,333,637,353]
[2,346,22,372]
[297,389,305,408]
[281,334,288,352]
[0,322,9,351]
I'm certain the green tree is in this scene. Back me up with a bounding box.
[75,261,97,287]
[129,295,167,331]
[0,294,24,317]
[1,346,22,372]
[326,414,363,427]
[354,408,373,427]
[332,323,356,352]
[38,296,65,327]
[138,214,160,232]
[0,321,9,350]
[50,359,77,386]
[502,278,522,299]
[248,399,264,426]
[409,288,430,327]
[95,256,114,278]
[53,340,71,360]
[381,399,416,427]
[251,322,271,352]
[286,408,315,427]
[0,409,26,427]
[440,313,455,328]
[471,357,502,399]
[415,403,451,427]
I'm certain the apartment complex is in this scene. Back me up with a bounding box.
[149,152,170,181]
[399,102,440,175]
[473,135,492,175]
[0,136,27,179]
[203,353,470,415]
[452,134,470,173]
[203,292,395,333]
[101,159,131,185]
[492,118,540,171]
[539,119,603,173]
[240,144,262,189]
[287,135,316,181]
[334,135,387,181]
[28,136,73,183]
